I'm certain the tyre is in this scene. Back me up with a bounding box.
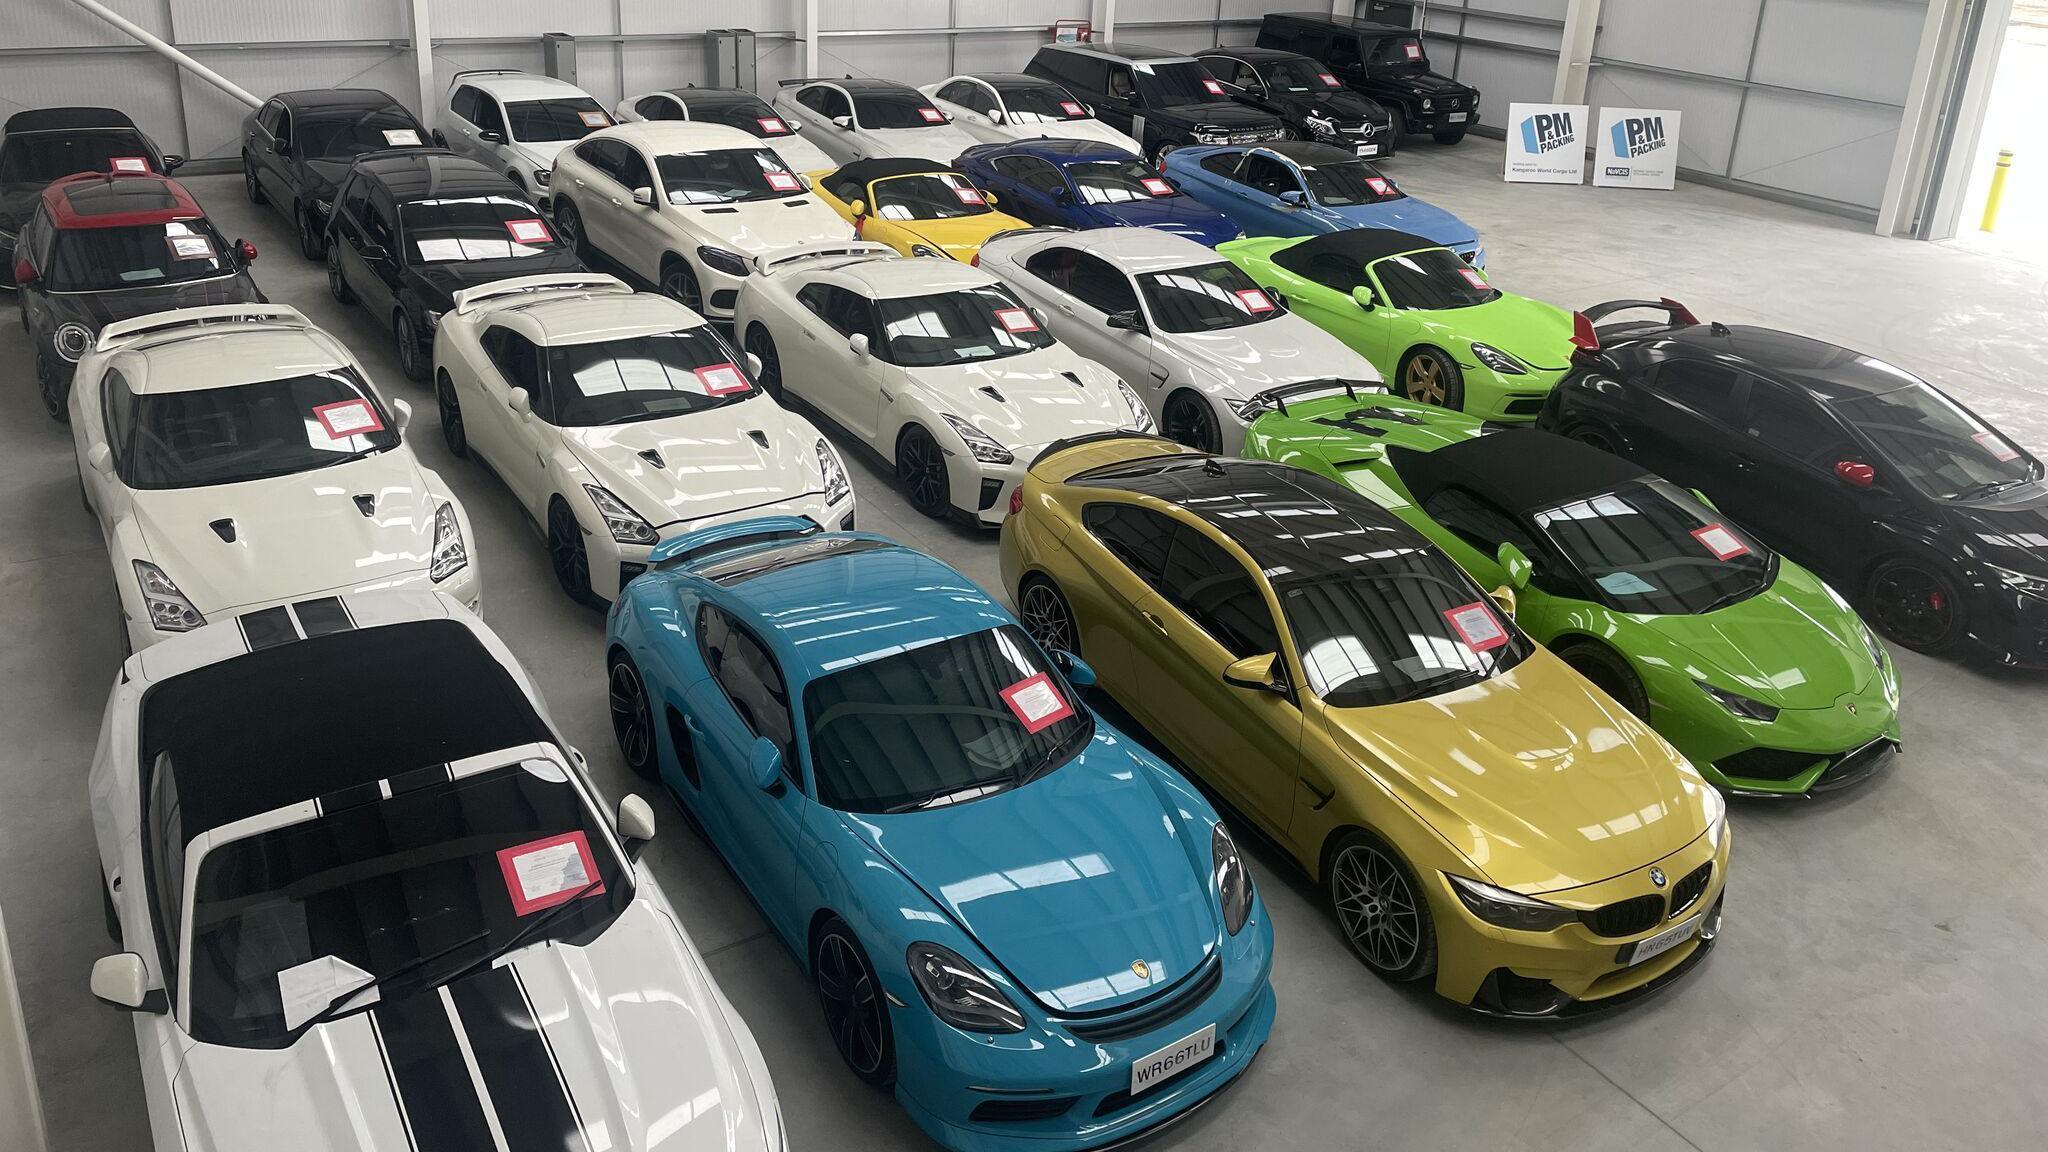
[1018,576,1079,657]
[1397,346,1466,412]
[1390,107,1408,138]
[1433,127,1468,145]
[661,258,703,313]
[1564,421,1622,456]
[896,424,951,519]
[1326,829,1436,982]
[607,651,659,781]
[243,155,264,204]
[547,497,597,606]
[326,245,354,304]
[36,350,70,422]
[437,372,467,458]
[1865,556,1967,655]
[553,198,589,262]
[297,207,325,261]
[812,918,895,1087]
[395,310,427,382]
[746,324,784,400]
[102,872,121,944]
[1161,390,1220,452]
[1555,638,1649,718]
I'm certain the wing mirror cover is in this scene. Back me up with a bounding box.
[749,736,785,790]
[1221,652,1285,694]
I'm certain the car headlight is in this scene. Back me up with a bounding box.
[1469,342,1525,376]
[817,438,850,505]
[941,414,1013,465]
[429,501,468,582]
[583,484,659,545]
[1213,822,1253,935]
[908,243,953,260]
[696,246,751,277]
[534,168,551,187]
[1857,619,1887,668]
[1422,99,1435,112]
[133,560,205,632]
[906,942,1025,1033]
[54,322,93,362]
[1114,379,1155,432]
[1696,680,1780,723]
[1446,873,1577,932]
[1193,129,1229,145]
[1700,781,1728,851]
[1988,563,2048,599]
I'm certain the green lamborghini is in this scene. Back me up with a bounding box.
[1241,381,1903,796]
[1219,229,1575,422]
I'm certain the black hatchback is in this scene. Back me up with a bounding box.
[325,149,583,380]
[1024,42,1285,159]
[242,88,440,260]
[1539,299,2048,668]
[1196,46,1397,159]
[1257,12,1480,144]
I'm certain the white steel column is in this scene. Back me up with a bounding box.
[801,0,820,76]
[1092,0,1118,42]
[408,0,437,127]
[1552,0,1602,103]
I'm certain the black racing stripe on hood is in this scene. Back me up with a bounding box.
[372,991,495,1152]
[450,966,588,1152]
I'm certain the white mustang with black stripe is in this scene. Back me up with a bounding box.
[86,589,786,1151]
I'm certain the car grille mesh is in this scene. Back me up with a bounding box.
[1582,894,1663,938]
[1062,958,1221,1044]
[1667,862,1712,919]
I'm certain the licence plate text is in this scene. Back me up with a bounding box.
[1131,1023,1215,1095]
[1448,112,1468,123]
[1623,913,1701,967]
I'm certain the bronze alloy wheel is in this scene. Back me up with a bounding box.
[1329,832,1434,980]
[1399,347,1464,411]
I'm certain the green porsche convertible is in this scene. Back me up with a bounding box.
[1241,381,1903,797]
[1219,228,1575,422]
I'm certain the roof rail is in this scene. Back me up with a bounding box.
[94,304,311,355]
[751,241,897,277]
[451,273,633,315]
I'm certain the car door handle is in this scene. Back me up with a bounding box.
[609,197,621,207]
[683,714,704,737]
[1141,610,1169,634]
[575,177,586,187]
[1057,303,1076,316]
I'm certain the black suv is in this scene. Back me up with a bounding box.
[242,88,440,260]
[1257,13,1480,144]
[1196,46,1397,159]
[1024,42,1285,159]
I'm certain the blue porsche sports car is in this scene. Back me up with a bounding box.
[605,517,1276,1152]
[1163,139,1484,265]
[955,138,1243,247]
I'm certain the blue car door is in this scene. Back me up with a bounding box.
[991,154,1073,227]
[1218,151,1309,236]
[684,603,809,942]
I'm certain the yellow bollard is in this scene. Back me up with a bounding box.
[1982,149,2016,232]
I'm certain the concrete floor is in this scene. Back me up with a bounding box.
[6,136,2048,1152]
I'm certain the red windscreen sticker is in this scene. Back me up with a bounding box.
[1457,267,1487,290]
[1974,430,2021,461]
[765,170,801,192]
[1690,524,1750,560]
[1000,673,1075,734]
[1235,288,1275,313]
[313,399,385,439]
[1141,177,1173,196]
[496,831,605,916]
[1061,101,1086,116]
[1364,176,1392,195]
[995,307,1038,333]
[919,107,946,123]
[1444,602,1507,652]
[757,116,788,134]
[1404,42,1423,60]
[1319,73,1341,87]
[506,218,553,244]
[954,185,986,205]
[109,156,150,173]
[1202,79,1226,95]
[695,363,750,395]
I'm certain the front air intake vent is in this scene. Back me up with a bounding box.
[748,430,769,448]
[209,518,236,542]
[639,448,666,469]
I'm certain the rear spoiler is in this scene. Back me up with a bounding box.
[1028,430,1180,472]
[648,515,821,567]
[449,69,526,83]
[451,274,631,315]
[1571,298,1701,365]
[94,304,310,354]
[777,75,855,87]
[1237,378,1388,419]
[751,241,897,277]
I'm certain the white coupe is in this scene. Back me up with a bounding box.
[86,590,786,1152]
[732,243,1153,524]
[546,120,851,321]
[67,304,477,654]
[974,226,1382,454]
[613,85,837,171]
[770,77,983,167]
[432,273,855,604]
[920,72,1142,152]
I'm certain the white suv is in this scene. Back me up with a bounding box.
[442,69,613,206]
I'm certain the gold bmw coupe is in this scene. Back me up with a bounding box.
[1000,434,1730,1016]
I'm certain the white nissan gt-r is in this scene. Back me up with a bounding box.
[433,273,855,604]
[67,304,478,654]
[86,590,786,1152]
[973,226,1381,455]
[732,243,1153,524]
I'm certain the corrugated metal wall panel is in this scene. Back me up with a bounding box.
[1749,0,1927,105]
[620,0,794,34]
[1586,68,1746,176]
[821,0,950,34]
[1594,0,1762,79]
[0,0,167,51]
[430,0,612,40]
[0,53,186,151]
[172,0,408,45]
[1445,43,1556,112]
[1726,90,1901,208]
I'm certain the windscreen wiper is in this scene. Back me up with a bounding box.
[424,877,607,993]
[281,926,490,1041]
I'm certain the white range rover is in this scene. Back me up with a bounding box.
[67,304,478,653]
[87,590,785,1152]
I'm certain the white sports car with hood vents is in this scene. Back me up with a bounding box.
[86,590,785,1152]
[731,243,1154,524]
[67,304,477,654]
[432,274,855,604]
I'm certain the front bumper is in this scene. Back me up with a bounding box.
[1965,578,2048,668]
[593,489,856,600]
[1459,363,1566,422]
[692,256,749,320]
[134,562,481,652]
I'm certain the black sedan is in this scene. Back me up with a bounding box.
[1196,46,1396,158]
[1539,299,2048,667]
[242,88,438,260]
[2,106,181,284]
[325,149,582,380]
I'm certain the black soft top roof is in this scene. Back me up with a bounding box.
[1390,429,1652,519]
[1273,228,1439,281]
[353,150,512,201]
[141,618,553,844]
[4,107,137,135]
[668,86,766,108]
[828,156,957,188]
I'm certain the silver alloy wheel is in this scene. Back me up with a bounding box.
[1331,842,1423,972]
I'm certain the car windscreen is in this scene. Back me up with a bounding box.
[122,367,399,489]
[183,761,628,1048]
[505,98,608,143]
[1137,261,1284,333]
[803,624,1091,814]
[400,195,562,262]
[853,90,950,130]
[1260,57,1341,93]
[993,81,1093,123]
[1281,547,1531,708]
[543,328,758,426]
[1300,159,1402,206]
[1135,61,1232,106]
[43,219,237,291]
[1071,159,1177,205]
[1371,249,1497,310]
[695,97,795,137]
[871,173,991,220]
[0,130,153,184]
[1534,480,1775,615]
[875,284,1055,367]
[1375,36,1431,72]
[1831,382,2042,500]
[297,107,425,160]
[657,148,803,204]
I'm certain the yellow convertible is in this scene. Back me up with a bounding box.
[810,157,1029,263]
[999,433,1731,1016]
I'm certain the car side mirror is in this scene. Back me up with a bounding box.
[272,139,292,158]
[161,154,186,172]
[745,351,764,377]
[12,257,35,286]
[1106,309,1147,333]
[508,387,532,417]
[987,108,1006,125]
[632,186,654,207]
[617,794,656,859]
[984,189,999,205]
[1222,653,1285,695]
[850,198,867,219]
[390,397,413,434]
[1834,460,1876,488]
[748,736,784,791]
[87,442,113,474]
[1690,488,1718,511]
[1351,286,1376,311]
[236,238,258,262]
[1490,584,1518,618]
[479,130,505,144]
[1050,649,1096,687]
[1496,542,1532,590]
[1054,188,1075,206]
[848,332,871,359]
[831,115,853,131]
[91,953,164,1014]
[1278,190,1306,206]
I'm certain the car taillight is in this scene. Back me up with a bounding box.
[1008,486,1024,516]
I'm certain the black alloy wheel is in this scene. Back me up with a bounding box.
[607,653,659,781]
[1867,557,1965,653]
[554,199,588,262]
[548,498,596,606]
[662,260,703,313]
[326,246,354,304]
[1018,578,1078,657]
[396,311,426,381]
[437,373,467,458]
[812,921,894,1086]
[1162,391,1220,452]
[1328,830,1436,981]
[298,207,325,261]
[1389,107,1408,138]
[746,325,784,399]
[897,425,950,518]
[1398,346,1466,412]
[36,350,70,422]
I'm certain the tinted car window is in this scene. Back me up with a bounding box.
[144,752,184,995]
[635,94,680,120]
[799,283,877,341]
[1420,487,1547,567]
[1745,384,1856,469]
[400,196,561,263]
[798,86,851,119]
[852,90,947,130]
[994,155,1066,195]
[44,219,237,292]
[875,284,1054,367]
[542,329,755,426]
[993,81,1091,123]
[1084,502,1176,585]
[504,98,607,143]
[1371,249,1498,311]
[482,326,544,393]
[120,368,399,490]
[1300,159,1400,206]
[1070,160,1173,204]
[657,148,800,204]
[1026,247,1138,315]
[1831,381,2041,499]
[699,606,797,764]
[696,96,794,137]
[449,86,480,124]
[0,130,155,183]
[297,106,425,160]
[1242,153,1299,196]
[1369,35,1428,70]
[1158,526,1279,658]
[1260,56,1340,92]
[1304,250,1372,294]
[1135,61,1232,107]
[1137,261,1282,333]
[1533,480,1774,615]
[1652,360,1744,423]
[871,173,990,220]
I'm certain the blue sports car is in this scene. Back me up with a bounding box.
[1163,139,1484,266]
[605,517,1276,1152]
[955,138,1243,247]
